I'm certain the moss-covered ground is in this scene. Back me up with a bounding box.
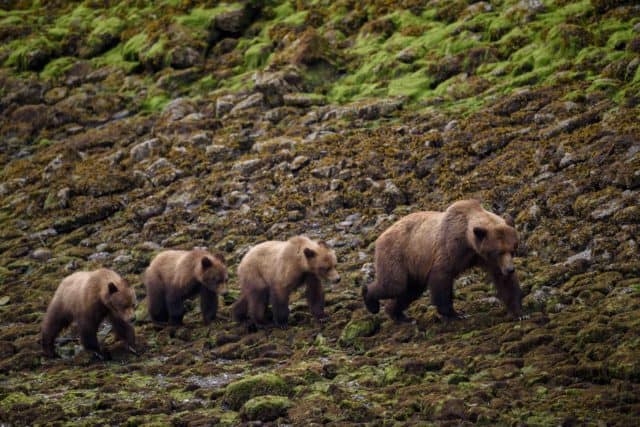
[1,0,639,425]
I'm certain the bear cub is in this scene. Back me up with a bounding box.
[363,199,523,323]
[232,236,340,329]
[144,249,227,326]
[41,268,137,359]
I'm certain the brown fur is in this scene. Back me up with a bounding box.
[363,199,523,322]
[232,236,340,329]
[144,249,227,326]
[41,268,137,358]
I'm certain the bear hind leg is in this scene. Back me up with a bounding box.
[232,294,248,322]
[41,310,69,358]
[147,282,169,324]
[384,281,426,322]
[247,288,268,331]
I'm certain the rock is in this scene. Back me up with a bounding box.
[591,200,623,220]
[232,159,263,176]
[518,0,545,14]
[215,7,251,34]
[396,47,419,63]
[379,180,406,211]
[339,316,381,347]
[216,95,236,117]
[0,296,11,306]
[160,98,196,122]
[130,138,160,162]
[290,155,310,171]
[311,166,337,178]
[206,144,231,161]
[566,249,592,264]
[444,120,459,132]
[30,248,52,261]
[189,132,210,147]
[253,70,302,106]
[437,398,466,420]
[230,93,264,114]
[168,46,200,69]
[240,395,292,422]
[222,373,290,411]
[88,252,110,261]
[283,93,325,108]
[252,137,297,153]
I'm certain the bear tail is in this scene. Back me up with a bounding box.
[232,295,248,322]
[362,284,380,314]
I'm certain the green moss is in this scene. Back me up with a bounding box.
[85,16,125,56]
[123,33,150,62]
[5,36,57,71]
[141,94,170,113]
[223,373,290,411]
[244,41,272,69]
[40,56,75,80]
[175,4,242,31]
[338,316,381,347]
[240,395,292,421]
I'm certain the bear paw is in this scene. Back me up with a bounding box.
[362,286,380,314]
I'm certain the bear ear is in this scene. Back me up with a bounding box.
[473,227,487,241]
[212,252,225,265]
[201,257,213,269]
[108,282,118,294]
[303,248,316,258]
[504,214,515,227]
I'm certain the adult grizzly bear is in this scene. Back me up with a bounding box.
[232,236,340,329]
[41,268,137,359]
[144,249,227,326]
[363,199,523,322]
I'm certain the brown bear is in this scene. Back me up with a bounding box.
[41,268,137,359]
[232,236,340,329]
[144,249,227,326]
[363,199,523,322]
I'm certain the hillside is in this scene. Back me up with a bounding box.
[0,0,639,425]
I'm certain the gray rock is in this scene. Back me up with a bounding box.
[230,93,264,114]
[396,47,418,63]
[329,179,344,191]
[634,22,640,33]
[113,254,132,264]
[444,120,459,132]
[206,144,231,161]
[169,46,200,69]
[215,8,250,34]
[591,200,623,220]
[252,137,297,153]
[189,132,210,146]
[30,228,57,241]
[232,159,263,176]
[161,98,196,122]
[311,166,338,178]
[283,93,325,108]
[43,155,64,179]
[88,252,110,261]
[216,95,237,117]
[31,248,52,261]
[130,138,160,162]
[290,156,310,171]
[566,249,592,264]
[518,0,545,13]
[253,70,301,105]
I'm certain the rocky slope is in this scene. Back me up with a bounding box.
[0,0,639,425]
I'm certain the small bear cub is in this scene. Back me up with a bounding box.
[41,268,137,359]
[144,249,227,326]
[233,236,340,329]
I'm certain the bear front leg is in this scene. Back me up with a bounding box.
[270,288,290,329]
[305,275,327,322]
[166,292,185,326]
[79,324,109,360]
[200,287,218,325]
[109,314,136,354]
[429,271,460,320]
[490,268,523,318]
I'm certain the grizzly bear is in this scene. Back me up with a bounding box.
[144,249,227,326]
[363,199,523,322]
[41,268,137,359]
[232,236,340,329]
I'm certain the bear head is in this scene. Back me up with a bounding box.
[104,278,137,322]
[303,241,341,283]
[196,252,228,294]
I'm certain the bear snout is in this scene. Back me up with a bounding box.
[503,265,515,275]
[332,275,341,283]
